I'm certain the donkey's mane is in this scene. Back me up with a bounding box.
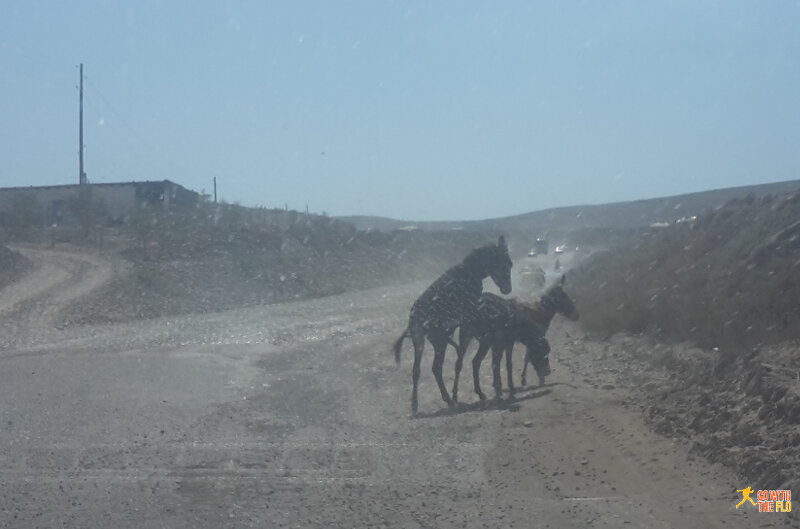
[462,240,500,268]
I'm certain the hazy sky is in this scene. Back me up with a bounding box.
[2,1,799,221]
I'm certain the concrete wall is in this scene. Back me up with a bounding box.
[0,181,199,228]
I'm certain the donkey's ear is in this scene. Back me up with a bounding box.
[560,274,566,286]
[498,235,507,248]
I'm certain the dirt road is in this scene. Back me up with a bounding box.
[0,246,115,347]
[0,248,791,528]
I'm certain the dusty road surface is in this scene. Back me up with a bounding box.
[0,248,791,528]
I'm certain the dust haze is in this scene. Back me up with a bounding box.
[1,181,798,528]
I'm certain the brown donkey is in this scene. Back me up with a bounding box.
[452,275,578,403]
[393,236,513,414]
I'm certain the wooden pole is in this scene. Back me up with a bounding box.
[79,63,86,184]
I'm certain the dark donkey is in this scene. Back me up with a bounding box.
[452,274,578,403]
[393,236,513,414]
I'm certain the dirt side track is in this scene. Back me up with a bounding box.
[0,246,116,346]
[0,248,795,528]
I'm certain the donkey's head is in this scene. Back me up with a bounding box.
[462,236,513,294]
[489,235,513,294]
[542,274,579,321]
[524,336,552,379]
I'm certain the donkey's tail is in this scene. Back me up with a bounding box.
[393,327,410,364]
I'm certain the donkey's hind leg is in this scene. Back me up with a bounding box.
[490,343,505,401]
[410,332,425,415]
[504,340,517,397]
[521,352,530,386]
[429,330,455,409]
[472,339,491,401]
[451,330,471,403]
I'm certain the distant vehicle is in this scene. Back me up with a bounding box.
[554,244,566,254]
[529,237,548,256]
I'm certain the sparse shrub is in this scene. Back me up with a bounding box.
[570,189,800,352]
[67,198,492,325]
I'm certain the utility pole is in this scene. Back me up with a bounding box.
[213,176,217,203]
[78,63,86,185]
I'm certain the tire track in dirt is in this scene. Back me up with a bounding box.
[0,246,115,344]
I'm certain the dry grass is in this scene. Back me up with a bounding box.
[58,202,496,324]
[569,190,800,352]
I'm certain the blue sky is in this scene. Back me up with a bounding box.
[1,1,799,221]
